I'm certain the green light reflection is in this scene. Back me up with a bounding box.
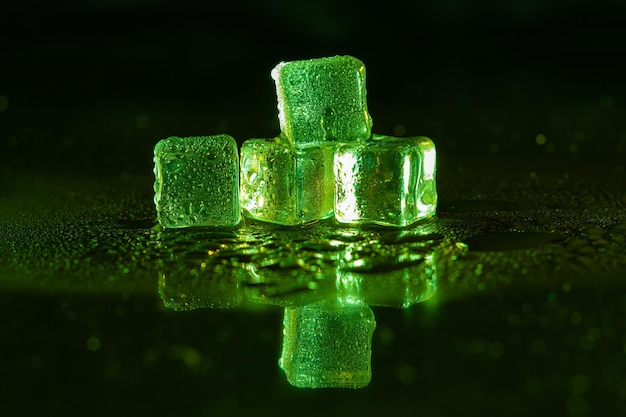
[155,222,444,388]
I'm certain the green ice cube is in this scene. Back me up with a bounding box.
[239,137,334,226]
[272,55,373,147]
[279,301,376,389]
[334,135,438,227]
[153,135,240,228]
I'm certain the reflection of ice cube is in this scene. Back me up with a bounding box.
[153,135,240,228]
[334,135,438,226]
[337,263,437,309]
[240,137,334,225]
[272,55,372,148]
[158,258,245,311]
[155,229,249,310]
[279,301,376,389]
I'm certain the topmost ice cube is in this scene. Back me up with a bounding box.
[272,55,373,148]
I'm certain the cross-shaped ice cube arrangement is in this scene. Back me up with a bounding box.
[153,55,438,228]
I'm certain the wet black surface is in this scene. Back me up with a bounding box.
[2,149,625,416]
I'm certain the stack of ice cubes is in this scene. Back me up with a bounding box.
[153,55,438,228]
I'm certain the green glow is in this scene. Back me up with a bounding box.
[0,94,8,112]
[244,261,334,307]
[279,301,376,389]
[155,229,246,310]
[422,144,436,180]
[153,135,240,228]
[418,141,438,213]
[239,137,334,225]
[86,336,101,352]
[333,151,359,221]
[334,135,438,227]
[272,55,372,147]
[157,261,244,310]
[335,272,362,305]
[153,224,443,388]
[337,263,437,308]
[152,57,439,229]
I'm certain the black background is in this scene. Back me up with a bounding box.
[2,0,626,173]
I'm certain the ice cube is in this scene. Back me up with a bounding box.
[239,137,334,225]
[334,135,437,227]
[272,55,373,148]
[153,135,240,228]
